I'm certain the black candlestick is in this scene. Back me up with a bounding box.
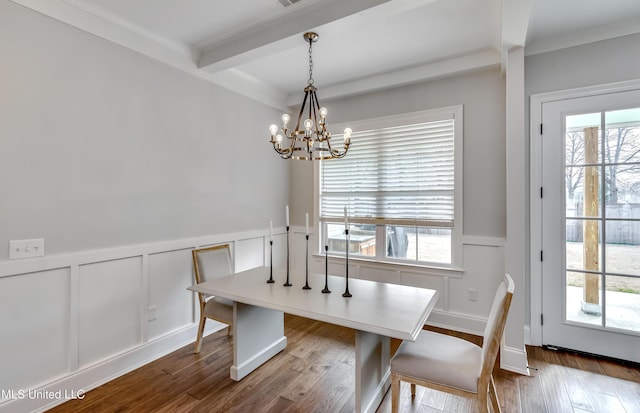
[284,226,292,286]
[342,229,352,297]
[322,244,331,293]
[267,240,274,283]
[303,234,311,290]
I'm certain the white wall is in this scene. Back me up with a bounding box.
[0,1,288,411]
[524,33,640,326]
[288,69,514,357]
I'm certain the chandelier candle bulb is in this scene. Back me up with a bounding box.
[319,107,328,123]
[269,124,278,136]
[344,128,352,144]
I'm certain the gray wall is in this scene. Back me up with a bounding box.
[290,67,507,239]
[0,0,288,260]
[526,33,640,97]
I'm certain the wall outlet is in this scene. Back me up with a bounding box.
[9,239,45,259]
[148,306,157,322]
[467,288,478,302]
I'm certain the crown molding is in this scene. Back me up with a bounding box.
[525,17,640,56]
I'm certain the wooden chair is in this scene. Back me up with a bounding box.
[390,273,514,413]
[192,244,234,353]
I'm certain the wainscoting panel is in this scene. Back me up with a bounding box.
[148,248,194,342]
[0,228,281,413]
[400,273,445,311]
[353,264,402,284]
[0,230,514,412]
[235,237,265,273]
[270,233,288,269]
[78,257,143,369]
[0,268,71,394]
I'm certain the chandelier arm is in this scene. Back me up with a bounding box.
[309,90,319,135]
[295,88,310,133]
[311,90,323,136]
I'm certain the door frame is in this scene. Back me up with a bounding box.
[529,78,640,346]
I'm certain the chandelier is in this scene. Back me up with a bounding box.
[268,32,352,161]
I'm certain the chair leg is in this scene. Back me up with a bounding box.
[195,314,206,354]
[489,375,501,413]
[227,325,232,336]
[410,383,416,397]
[478,383,489,413]
[391,373,400,413]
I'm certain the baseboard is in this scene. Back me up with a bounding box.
[500,344,530,376]
[0,323,225,413]
[426,309,486,336]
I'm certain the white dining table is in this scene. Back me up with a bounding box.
[188,266,438,413]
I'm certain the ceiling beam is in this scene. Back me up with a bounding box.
[501,0,532,49]
[196,0,393,73]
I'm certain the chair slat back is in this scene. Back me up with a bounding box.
[192,244,233,284]
[480,273,514,378]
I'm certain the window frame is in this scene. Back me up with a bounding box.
[314,105,464,270]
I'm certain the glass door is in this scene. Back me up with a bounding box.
[541,89,640,362]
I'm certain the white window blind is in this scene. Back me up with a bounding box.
[320,118,455,226]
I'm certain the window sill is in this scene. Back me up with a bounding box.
[312,253,464,278]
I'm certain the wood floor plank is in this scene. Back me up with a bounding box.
[493,367,522,413]
[537,363,575,412]
[566,367,599,412]
[613,380,640,413]
[47,317,640,413]
[516,368,547,413]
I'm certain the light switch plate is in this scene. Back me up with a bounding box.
[9,239,45,259]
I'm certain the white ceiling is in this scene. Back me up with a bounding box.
[11,0,640,109]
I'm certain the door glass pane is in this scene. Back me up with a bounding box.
[604,108,640,165]
[605,221,640,276]
[566,167,601,218]
[566,219,601,272]
[565,113,601,167]
[566,271,602,326]
[605,275,640,332]
[604,167,640,206]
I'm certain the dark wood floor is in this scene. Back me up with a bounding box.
[48,315,640,413]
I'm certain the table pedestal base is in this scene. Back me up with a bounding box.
[355,330,391,413]
[230,302,286,381]
[230,302,391,412]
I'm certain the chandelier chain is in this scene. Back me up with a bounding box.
[307,38,314,85]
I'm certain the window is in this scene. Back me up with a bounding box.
[317,106,463,267]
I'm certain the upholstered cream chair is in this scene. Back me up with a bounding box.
[192,244,234,353]
[390,273,514,413]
